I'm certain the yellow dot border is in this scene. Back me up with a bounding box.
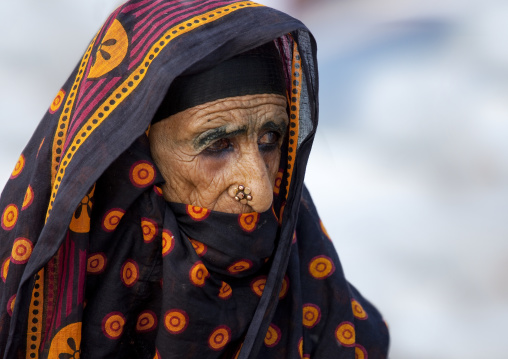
[285,41,302,197]
[26,268,44,358]
[50,36,97,188]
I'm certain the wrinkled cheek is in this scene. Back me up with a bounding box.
[190,159,231,199]
[197,158,228,183]
[263,150,282,184]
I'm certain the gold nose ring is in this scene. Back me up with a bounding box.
[234,185,252,204]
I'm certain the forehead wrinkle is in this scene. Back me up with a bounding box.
[187,95,285,125]
[181,95,288,145]
[187,104,258,135]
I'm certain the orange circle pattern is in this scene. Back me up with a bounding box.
[136,310,157,333]
[130,161,156,188]
[153,185,163,196]
[251,276,267,297]
[279,276,289,299]
[298,337,303,359]
[186,205,210,221]
[102,208,125,232]
[2,204,19,231]
[10,238,33,264]
[302,303,321,328]
[208,325,231,351]
[238,212,259,232]
[352,299,368,320]
[49,89,66,114]
[102,312,126,339]
[22,185,34,210]
[153,349,161,359]
[10,155,25,179]
[141,218,158,243]
[355,344,368,359]
[218,281,232,299]
[87,253,107,274]
[7,294,16,316]
[309,255,335,280]
[121,260,139,287]
[189,261,209,287]
[264,323,281,347]
[189,239,207,257]
[1,257,9,283]
[164,309,188,334]
[162,229,175,256]
[227,259,252,274]
[335,321,355,347]
[273,169,283,195]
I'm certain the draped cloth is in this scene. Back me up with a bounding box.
[0,1,389,358]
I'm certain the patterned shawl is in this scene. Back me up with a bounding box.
[0,1,389,358]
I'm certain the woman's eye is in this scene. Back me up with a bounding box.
[258,131,280,147]
[205,138,232,153]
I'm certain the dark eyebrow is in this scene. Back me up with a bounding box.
[194,126,247,149]
[261,120,287,135]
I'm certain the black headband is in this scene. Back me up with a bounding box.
[152,42,286,123]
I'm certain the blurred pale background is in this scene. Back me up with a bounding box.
[2,1,508,358]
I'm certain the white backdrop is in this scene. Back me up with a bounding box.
[2,1,508,358]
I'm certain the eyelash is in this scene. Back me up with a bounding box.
[205,138,233,154]
[203,131,282,156]
[258,131,281,152]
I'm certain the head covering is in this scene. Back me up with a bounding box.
[152,41,286,122]
[0,1,389,359]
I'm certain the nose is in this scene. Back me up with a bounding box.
[228,149,274,213]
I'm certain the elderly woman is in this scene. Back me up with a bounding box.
[0,1,389,358]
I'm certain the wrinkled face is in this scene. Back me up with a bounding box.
[149,93,288,214]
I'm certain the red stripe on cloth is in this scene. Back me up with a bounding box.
[64,77,121,150]
[129,1,236,67]
[131,0,207,48]
[132,0,169,18]
[55,234,70,329]
[78,250,86,305]
[122,0,158,14]
[40,257,57,350]
[66,239,75,317]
